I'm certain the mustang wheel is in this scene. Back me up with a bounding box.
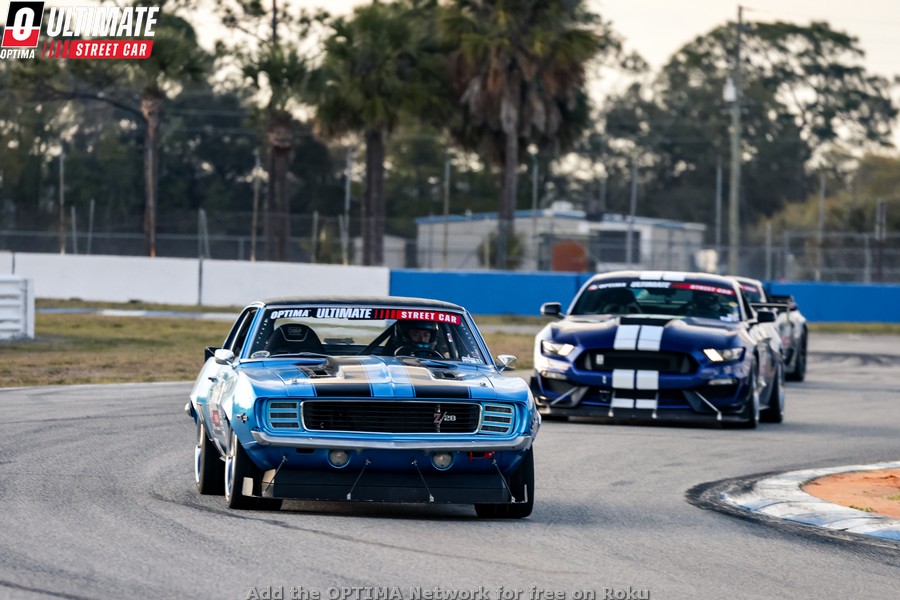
[787,334,807,382]
[474,447,535,519]
[224,431,282,511]
[195,421,225,495]
[760,362,785,424]
[735,358,760,429]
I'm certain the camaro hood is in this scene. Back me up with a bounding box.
[546,314,742,350]
[235,355,506,400]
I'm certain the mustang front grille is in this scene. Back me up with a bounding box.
[301,401,480,434]
[578,350,697,374]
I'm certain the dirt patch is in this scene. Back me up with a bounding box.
[802,469,900,519]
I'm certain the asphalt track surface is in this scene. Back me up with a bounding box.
[1,333,898,600]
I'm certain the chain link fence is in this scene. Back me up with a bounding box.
[1,208,897,282]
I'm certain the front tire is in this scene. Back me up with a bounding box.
[195,421,224,495]
[760,362,785,423]
[224,431,282,511]
[786,334,807,382]
[735,358,760,429]
[475,447,535,519]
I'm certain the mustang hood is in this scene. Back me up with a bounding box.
[238,356,500,401]
[547,314,742,351]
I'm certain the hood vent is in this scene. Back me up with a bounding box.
[619,316,676,327]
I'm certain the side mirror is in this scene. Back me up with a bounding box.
[214,348,236,365]
[756,310,777,324]
[496,354,517,372]
[541,302,563,318]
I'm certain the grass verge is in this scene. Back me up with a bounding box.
[4,300,896,388]
[1,306,537,387]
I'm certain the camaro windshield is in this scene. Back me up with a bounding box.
[572,279,743,321]
[246,306,487,363]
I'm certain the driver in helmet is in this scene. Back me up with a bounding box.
[393,320,440,353]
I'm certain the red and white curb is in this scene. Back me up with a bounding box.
[722,461,900,541]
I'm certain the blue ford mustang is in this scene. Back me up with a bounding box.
[187,296,539,518]
[532,271,785,427]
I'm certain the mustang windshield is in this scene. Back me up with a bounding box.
[572,279,743,321]
[246,306,487,364]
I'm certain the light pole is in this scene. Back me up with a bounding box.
[626,158,638,267]
[250,148,261,261]
[529,144,538,265]
[442,150,451,269]
[725,5,743,275]
[58,146,66,255]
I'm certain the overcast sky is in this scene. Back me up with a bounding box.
[312,0,900,79]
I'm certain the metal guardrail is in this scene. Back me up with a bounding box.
[0,276,34,339]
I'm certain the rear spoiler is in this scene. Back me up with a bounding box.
[767,294,799,311]
[751,301,789,314]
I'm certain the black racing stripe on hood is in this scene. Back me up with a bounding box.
[311,382,372,397]
[412,384,471,399]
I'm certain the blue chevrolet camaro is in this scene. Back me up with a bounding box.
[187,296,540,518]
[532,271,785,427]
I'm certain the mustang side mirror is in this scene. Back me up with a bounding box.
[756,310,777,324]
[496,355,518,372]
[214,348,236,365]
[541,302,563,319]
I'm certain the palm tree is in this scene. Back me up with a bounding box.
[136,9,208,256]
[440,0,609,269]
[314,0,447,266]
[242,43,314,261]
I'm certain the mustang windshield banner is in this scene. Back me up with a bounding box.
[1,2,158,60]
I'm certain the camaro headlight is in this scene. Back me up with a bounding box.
[541,340,575,358]
[703,347,745,362]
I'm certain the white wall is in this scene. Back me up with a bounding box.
[200,259,390,306]
[8,253,391,306]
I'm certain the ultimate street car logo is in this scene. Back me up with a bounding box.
[1,2,158,60]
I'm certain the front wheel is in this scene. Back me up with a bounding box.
[734,358,760,429]
[224,431,282,511]
[760,362,785,423]
[786,334,807,382]
[195,421,224,495]
[475,448,535,519]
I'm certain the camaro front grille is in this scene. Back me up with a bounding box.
[301,401,480,434]
[479,404,515,434]
[578,350,697,374]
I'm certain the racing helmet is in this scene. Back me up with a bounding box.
[598,287,638,313]
[691,291,722,316]
[394,320,440,349]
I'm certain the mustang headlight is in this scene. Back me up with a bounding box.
[703,347,745,363]
[541,340,575,358]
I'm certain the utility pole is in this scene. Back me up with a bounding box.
[442,151,451,269]
[250,149,261,261]
[715,157,723,272]
[530,146,539,265]
[727,5,743,275]
[626,159,638,267]
[58,147,66,254]
[815,170,825,281]
[342,146,353,266]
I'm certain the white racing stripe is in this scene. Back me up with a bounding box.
[635,399,659,410]
[636,370,659,390]
[611,396,635,409]
[614,325,665,351]
[612,369,635,389]
[637,326,663,351]
[614,325,640,350]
